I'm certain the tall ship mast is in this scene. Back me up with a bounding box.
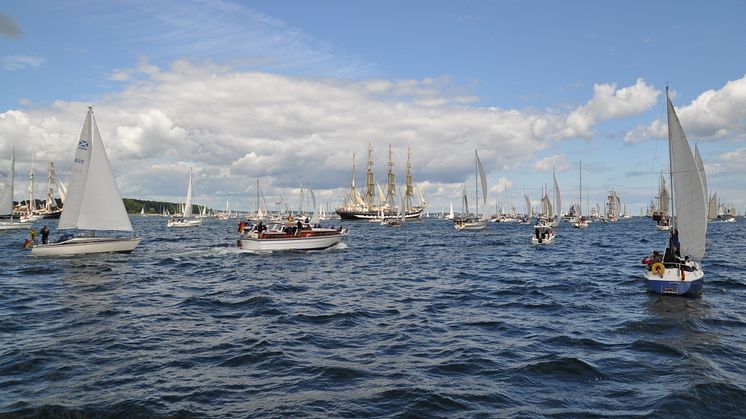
[336,144,425,220]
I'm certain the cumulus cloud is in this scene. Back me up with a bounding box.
[561,78,659,139]
[0,61,665,208]
[533,154,570,172]
[1,54,45,71]
[625,74,746,143]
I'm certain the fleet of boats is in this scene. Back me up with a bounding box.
[0,95,736,296]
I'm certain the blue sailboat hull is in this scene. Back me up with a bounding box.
[645,277,703,296]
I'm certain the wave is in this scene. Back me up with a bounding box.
[650,381,746,417]
[518,356,606,381]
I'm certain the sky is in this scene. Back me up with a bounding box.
[1,0,746,214]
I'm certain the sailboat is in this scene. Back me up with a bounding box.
[454,150,488,231]
[446,202,455,220]
[167,167,203,227]
[0,148,31,231]
[31,107,141,255]
[519,193,532,224]
[551,168,561,227]
[643,86,707,296]
[571,161,588,228]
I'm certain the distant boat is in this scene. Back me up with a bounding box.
[0,148,31,231]
[336,144,425,220]
[168,167,203,228]
[446,202,454,220]
[531,223,555,245]
[31,106,141,255]
[454,150,487,231]
[571,161,588,228]
[643,87,707,296]
[140,206,146,216]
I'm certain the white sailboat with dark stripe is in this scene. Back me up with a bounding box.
[31,107,141,256]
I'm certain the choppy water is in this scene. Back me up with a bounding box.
[2,216,746,417]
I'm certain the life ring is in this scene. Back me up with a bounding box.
[651,263,665,275]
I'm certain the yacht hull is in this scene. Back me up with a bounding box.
[237,233,345,251]
[644,267,704,296]
[31,237,142,256]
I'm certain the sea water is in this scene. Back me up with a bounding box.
[1,217,745,417]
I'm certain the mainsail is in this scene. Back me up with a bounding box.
[184,167,194,218]
[58,107,133,232]
[0,148,16,216]
[552,168,561,218]
[707,192,718,220]
[694,144,708,212]
[667,92,707,260]
[659,174,670,214]
[475,151,487,219]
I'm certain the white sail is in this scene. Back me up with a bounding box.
[0,148,16,216]
[475,151,488,219]
[310,189,320,225]
[667,93,707,260]
[552,169,561,218]
[184,167,194,218]
[659,175,670,214]
[58,107,133,232]
[614,193,621,217]
[447,202,454,219]
[707,192,718,220]
[55,178,67,203]
[524,194,532,218]
[375,181,386,206]
[694,144,708,210]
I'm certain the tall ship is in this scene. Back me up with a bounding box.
[336,144,426,220]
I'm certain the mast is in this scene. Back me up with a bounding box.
[578,160,582,216]
[46,161,56,211]
[365,143,375,209]
[666,86,675,230]
[28,154,34,214]
[385,144,396,208]
[405,148,414,211]
[474,151,479,218]
[349,153,358,207]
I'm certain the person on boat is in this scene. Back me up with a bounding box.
[40,225,50,244]
[683,256,696,270]
[296,220,302,236]
[29,228,38,245]
[671,229,681,257]
[238,221,245,234]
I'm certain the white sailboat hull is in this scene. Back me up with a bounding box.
[167,218,203,228]
[238,233,345,251]
[0,222,31,231]
[454,220,487,230]
[31,236,142,256]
